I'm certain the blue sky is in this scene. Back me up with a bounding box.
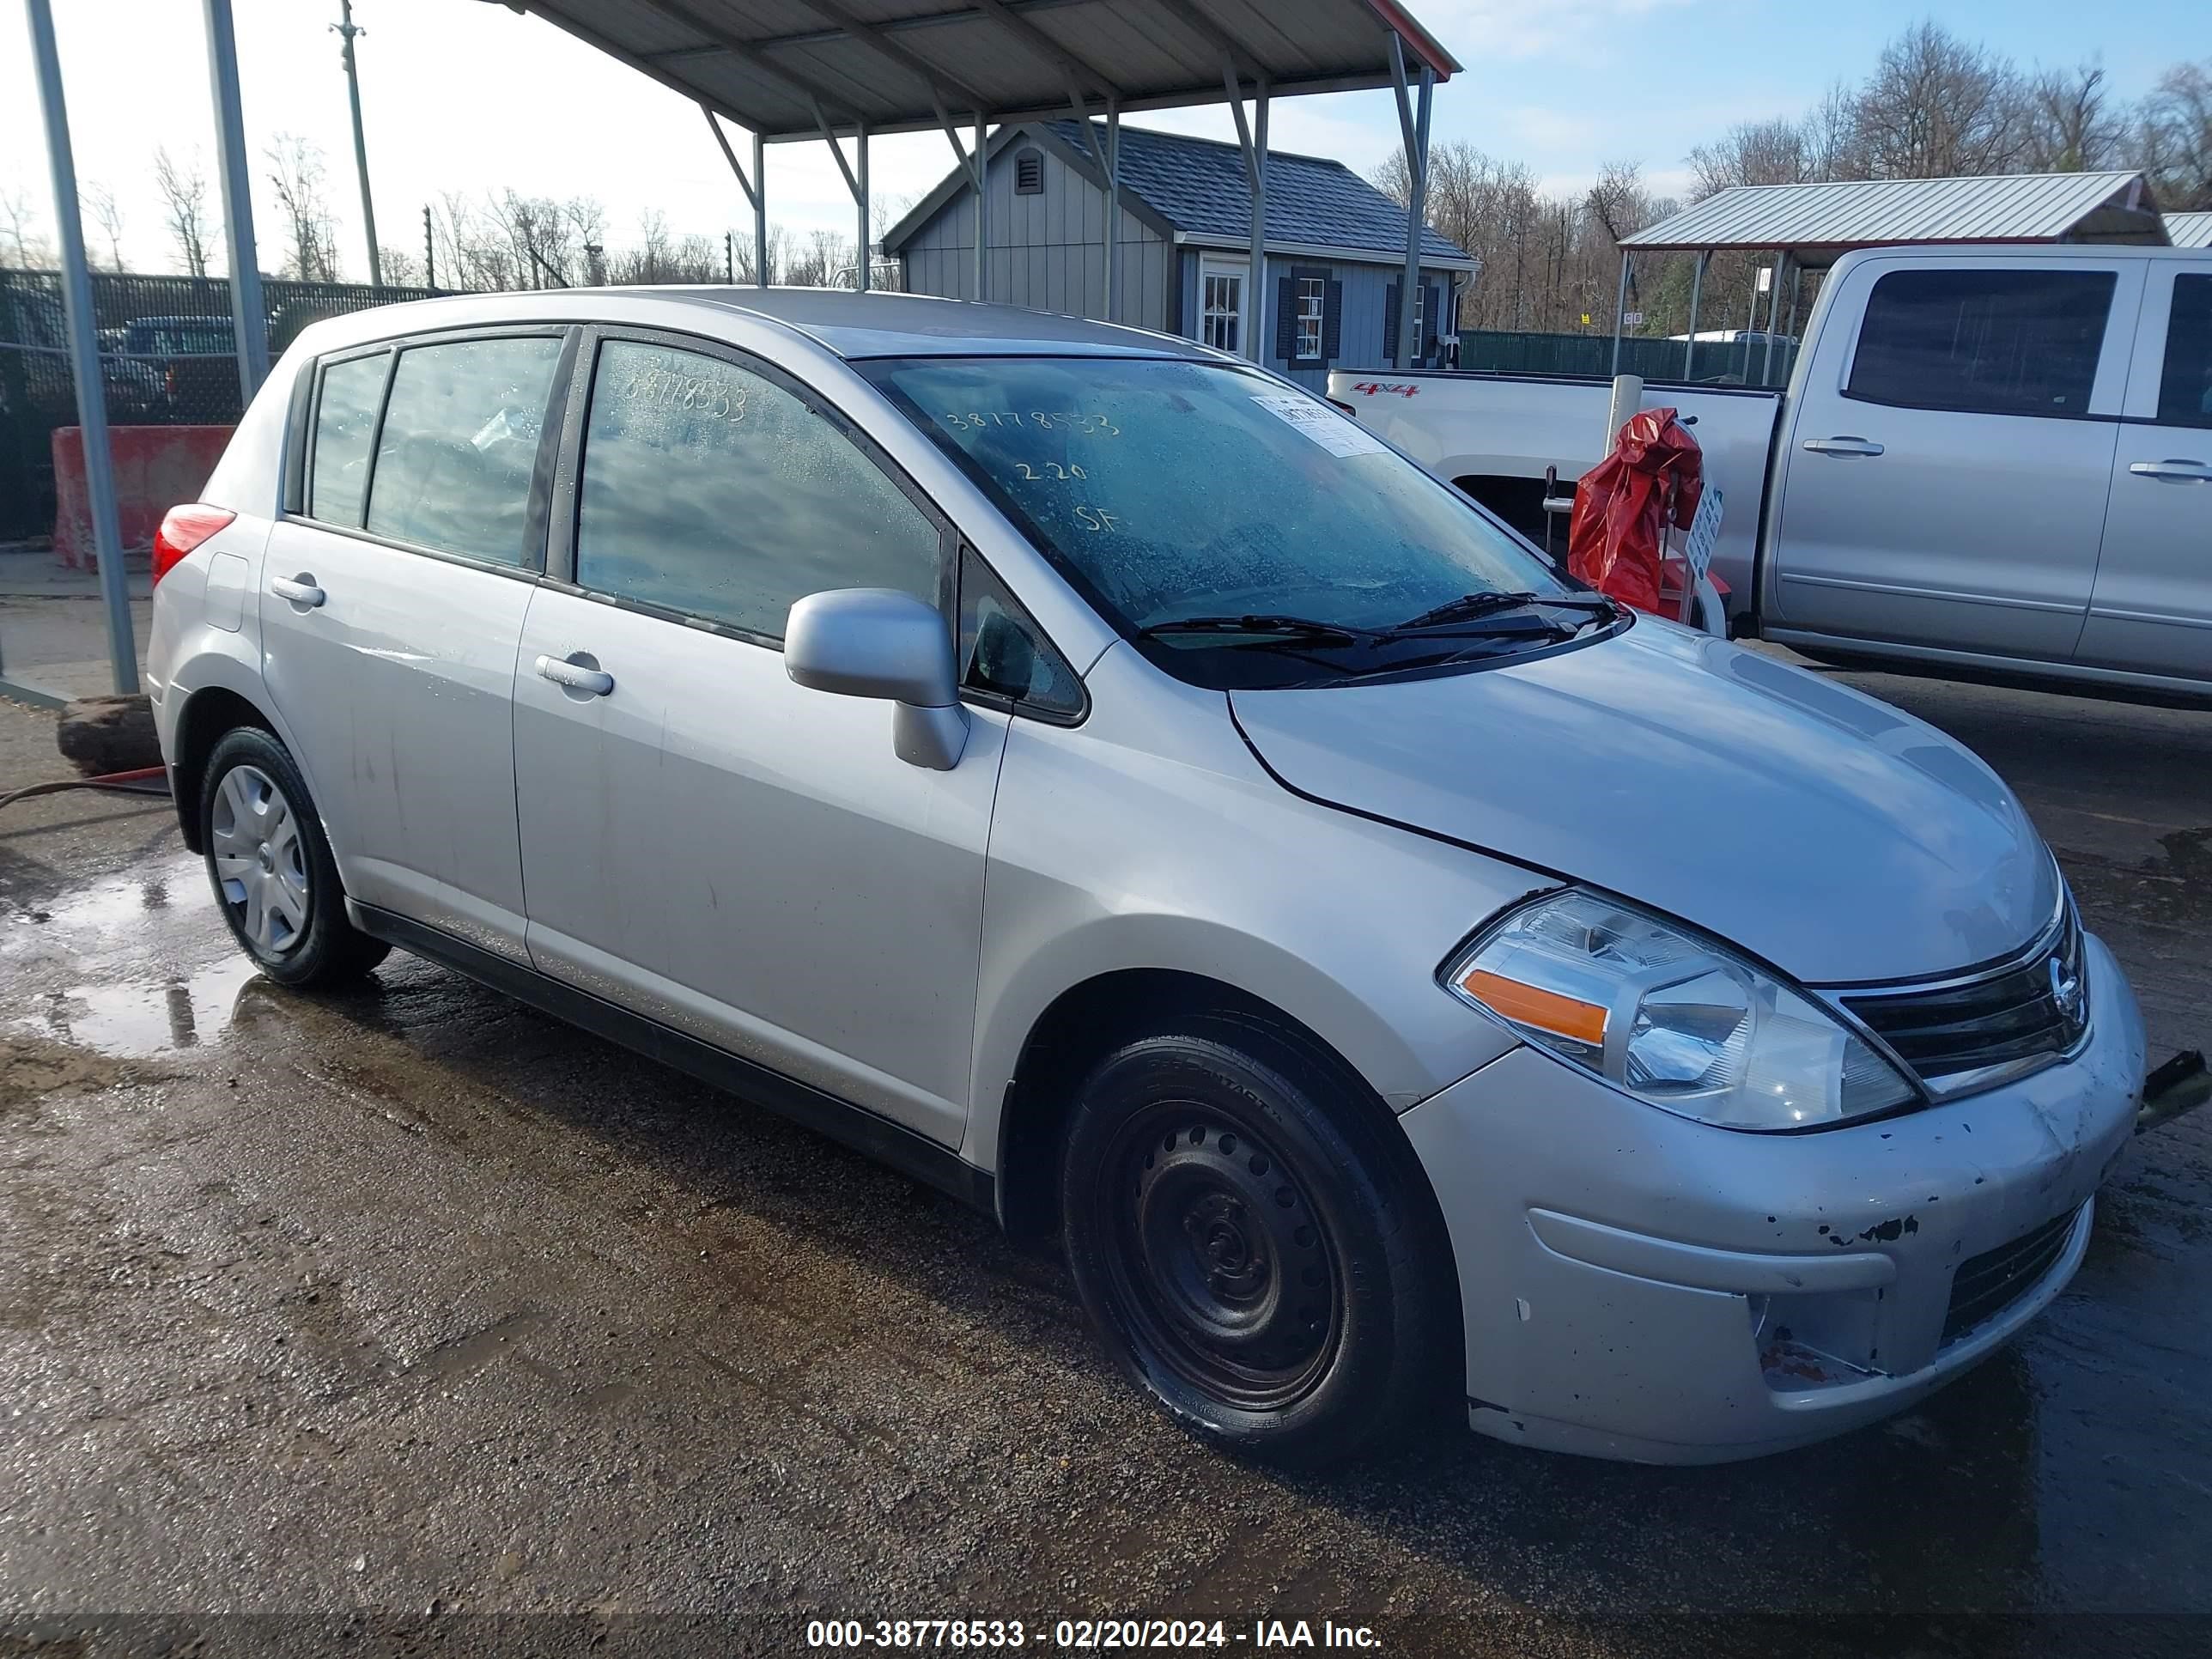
[3,0,2204,278]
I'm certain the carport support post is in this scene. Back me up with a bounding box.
[27,0,136,694]
[1102,99,1120,322]
[855,118,870,292]
[1389,36,1432,374]
[1683,252,1706,379]
[204,0,269,401]
[974,110,988,302]
[1762,252,1790,385]
[1221,67,1268,364]
[1608,251,1630,375]
[703,109,768,289]
[754,131,768,286]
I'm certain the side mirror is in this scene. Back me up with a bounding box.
[784,587,969,770]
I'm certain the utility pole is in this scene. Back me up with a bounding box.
[332,0,381,286]
[725,230,734,284]
[422,203,434,289]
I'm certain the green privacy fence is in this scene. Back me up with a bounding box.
[1455,329,1797,388]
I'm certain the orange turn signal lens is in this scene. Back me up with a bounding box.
[1459,969,1608,1047]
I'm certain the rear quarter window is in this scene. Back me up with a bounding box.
[363,336,562,567]
[308,352,388,526]
[1846,268,2116,417]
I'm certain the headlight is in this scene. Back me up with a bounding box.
[1443,889,1916,1131]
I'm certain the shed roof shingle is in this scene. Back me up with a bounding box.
[1034,119,1469,264]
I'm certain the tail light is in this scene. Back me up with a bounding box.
[1328,398,1359,416]
[151,504,235,586]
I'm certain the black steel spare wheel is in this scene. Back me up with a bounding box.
[1113,1105,1342,1411]
[1060,1024,1453,1465]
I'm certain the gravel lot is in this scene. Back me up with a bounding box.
[2,658,2209,1659]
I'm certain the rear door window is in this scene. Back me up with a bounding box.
[2156,274,2212,429]
[573,339,943,640]
[1846,268,2116,416]
[308,352,388,526]
[364,335,562,566]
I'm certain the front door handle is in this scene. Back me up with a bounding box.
[536,653,614,696]
[270,573,325,607]
[1802,436,1885,458]
[2130,459,2212,483]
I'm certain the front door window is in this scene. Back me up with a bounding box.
[1200,262,1243,353]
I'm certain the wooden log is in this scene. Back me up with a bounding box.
[56,694,161,776]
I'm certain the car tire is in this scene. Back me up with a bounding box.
[1060,1018,1456,1466]
[199,726,387,988]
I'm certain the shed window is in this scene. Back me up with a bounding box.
[1014,150,1044,195]
[1296,276,1326,362]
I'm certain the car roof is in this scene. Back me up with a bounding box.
[303,286,1217,362]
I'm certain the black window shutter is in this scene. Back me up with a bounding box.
[1425,283,1443,357]
[1322,280,1342,362]
[1383,282,1399,361]
[1274,276,1297,362]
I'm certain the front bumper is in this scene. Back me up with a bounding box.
[1401,931,2144,1463]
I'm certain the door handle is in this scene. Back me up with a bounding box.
[270,574,325,607]
[536,653,614,696]
[1802,436,1885,458]
[2130,459,2212,483]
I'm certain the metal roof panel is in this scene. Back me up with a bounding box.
[1622,171,2159,253]
[507,0,1461,141]
[2166,211,2212,249]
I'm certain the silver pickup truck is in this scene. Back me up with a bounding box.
[1331,243,2212,701]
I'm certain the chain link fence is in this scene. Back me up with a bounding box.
[0,268,444,542]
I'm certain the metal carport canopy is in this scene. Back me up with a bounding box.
[499,0,1459,140]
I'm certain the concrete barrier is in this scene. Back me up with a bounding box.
[51,425,235,569]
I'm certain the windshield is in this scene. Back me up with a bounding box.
[862,355,1605,688]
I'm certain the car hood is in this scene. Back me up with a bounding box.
[1229,621,2057,984]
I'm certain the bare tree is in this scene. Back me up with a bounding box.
[154,147,214,278]
[378,244,421,287]
[0,189,50,267]
[672,232,722,283]
[2021,61,2125,172]
[1850,21,2023,178]
[266,134,341,280]
[1688,118,1821,198]
[2138,59,2212,208]
[83,183,126,270]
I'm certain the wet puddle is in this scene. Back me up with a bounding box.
[3,854,213,941]
[29,952,268,1057]
[5,854,266,1057]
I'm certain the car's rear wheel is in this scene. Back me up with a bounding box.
[1060,1022,1455,1466]
[201,726,387,987]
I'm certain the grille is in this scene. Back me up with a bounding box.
[1839,902,2085,1090]
[1942,1206,2081,1346]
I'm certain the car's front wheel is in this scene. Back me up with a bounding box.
[1060,1020,1455,1465]
[200,726,387,987]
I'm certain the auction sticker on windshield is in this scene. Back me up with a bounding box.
[1249,392,1389,459]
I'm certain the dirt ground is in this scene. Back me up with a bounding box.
[2,659,2209,1659]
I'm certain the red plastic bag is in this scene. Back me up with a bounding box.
[1565,407,1705,615]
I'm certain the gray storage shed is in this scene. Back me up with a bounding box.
[884,118,1476,390]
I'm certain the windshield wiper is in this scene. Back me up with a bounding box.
[1389,591,1617,634]
[1135,614,1381,647]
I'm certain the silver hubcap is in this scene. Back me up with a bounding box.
[210,763,310,957]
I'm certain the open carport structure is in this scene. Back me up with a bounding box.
[21,0,1457,702]
[1611,169,2173,387]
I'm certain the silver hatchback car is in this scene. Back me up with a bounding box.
[148,289,2144,1466]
